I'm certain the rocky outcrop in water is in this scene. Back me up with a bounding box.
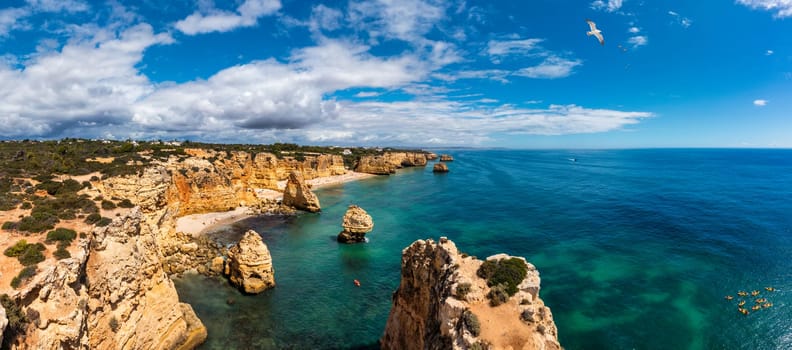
[224,230,275,294]
[427,153,438,161]
[337,205,374,243]
[383,152,428,167]
[381,238,561,350]
[433,163,449,173]
[282,171,321,212]
[439,154,454,162]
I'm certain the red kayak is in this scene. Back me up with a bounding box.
[353,279,361,287]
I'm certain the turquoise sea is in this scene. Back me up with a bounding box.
[174,149,792,349]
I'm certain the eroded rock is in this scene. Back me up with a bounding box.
[225,230,275,294]
[381,237,561,350]
[282,171,321,212]
[337,205,374,243]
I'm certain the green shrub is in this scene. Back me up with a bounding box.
[10,265,38,289]
[476,258,527,297]
[4,240,29,257]
[46,228,77,244]
[117,199,134,208]
[2,221,18,230]
[487,283,510,306]
[53,247,71,260]
[85,212,102,224]
[109,316,119,332]
[456,282,472,300]
[101,200,116,210]
[20,201,32,210]
[96,217,112,227]
[1,294,27,348]
[19,245,46,266]
[16,211,59,232]
[461,310,481,337]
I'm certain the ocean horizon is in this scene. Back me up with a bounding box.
[174,148,792,349]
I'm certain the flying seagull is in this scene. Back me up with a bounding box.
[586,19,604,46]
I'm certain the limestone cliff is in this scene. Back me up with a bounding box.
[86,209,207,350]
[381,238,561,350]
[355,155,395,175]
[355,152,428,175]
[224,230,275,294]
[4,231,92,349]
[433,163,449,173]
[0,305,5,345]
[282,171,321,212]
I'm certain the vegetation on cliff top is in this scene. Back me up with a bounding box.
[0,139,425,181]
[477,258,528,305]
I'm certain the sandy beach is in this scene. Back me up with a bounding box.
[276,171,377,190]
[177,171,378,236]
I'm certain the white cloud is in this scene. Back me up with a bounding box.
[26,0,89,13]
[591,0,624,12]
[628,26,640,33]
[348,0,447,43]
[175,0,281,35]
[668,10,692,28]
[736,0,792,17]
[0,24,173,137]
[753,99,768,106]
[766,49,774,55]
[0,8,29,37]
[487,38,543,60]
[628,35,648,48]
[355,91,381,97]
[515,56,582,79]
[301,101,653,145]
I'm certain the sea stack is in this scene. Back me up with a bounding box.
[426,152,438,160]
[337,205,374,243]
[439,154,454,162]
[225,230,275,294]
[282,170,321,212]
[433,163,449,173]
[381,237,561,350]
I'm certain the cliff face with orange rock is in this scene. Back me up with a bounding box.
[0,149,347,350]
[355,151,429,175]
[381,238,561,350]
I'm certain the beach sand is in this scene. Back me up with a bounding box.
[177,171,378,236]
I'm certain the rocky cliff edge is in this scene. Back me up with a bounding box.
[381,237,561,350]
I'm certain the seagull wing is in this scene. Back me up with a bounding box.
[594,32,604,45]
[586,19,597,32]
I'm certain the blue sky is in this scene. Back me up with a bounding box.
[0,0,790,148]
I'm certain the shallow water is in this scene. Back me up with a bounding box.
[174,149,792,349]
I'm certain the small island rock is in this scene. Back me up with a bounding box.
[439,154,454,162]
[282,170,321,212]
[433,163,449,173]
[225,230,275,294]
[337,205,374,243]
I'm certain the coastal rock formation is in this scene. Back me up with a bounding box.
[440,154,454,162]
[8,239,91,349]
[433,163,449,173]
[86,209,207,350]
[282,171,321,212]
[337,205,374,243]
[383,152,428,167]
[381,238,560,350]
[427,153,438,160]
[225,230,275,294]
[0,305,5,345]
[355,152,429,175]
[355,156,396,175]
